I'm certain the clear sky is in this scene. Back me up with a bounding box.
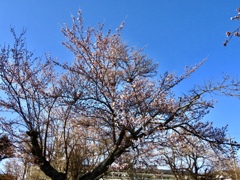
[1,1,240,142]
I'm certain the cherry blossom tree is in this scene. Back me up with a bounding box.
[0,28,68,180]
[159,131,234,180]
[0,11,240,180]
[224,7,240,46]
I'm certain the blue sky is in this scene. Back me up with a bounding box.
[1,1,240,142]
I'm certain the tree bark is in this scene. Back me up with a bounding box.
[79,139,132,180]
[28,130,67,180]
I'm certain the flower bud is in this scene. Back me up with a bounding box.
[226,32,231,37]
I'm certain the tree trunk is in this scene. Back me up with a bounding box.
[39,161,67,180]
[79,150,120,180]
[28,130,67,180]
[79,139,132,180]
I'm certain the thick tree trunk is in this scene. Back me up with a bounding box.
[28,130,67,180]
[79,138,132,180]
[39,160,66,180]
[79,152,119,180]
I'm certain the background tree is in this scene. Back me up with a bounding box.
[0,11,240,180]
[4,159,25,180]
[159,131,233,180]
[0,135,13,161]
